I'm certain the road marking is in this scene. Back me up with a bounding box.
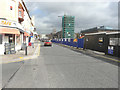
[60,44,120,63]
[37,44,40,56]
[2,56,37,64]
[19,57,23,59]
[94,54,120,63]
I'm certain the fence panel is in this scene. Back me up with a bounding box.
[77,38,84,48]
[70,39,73,46]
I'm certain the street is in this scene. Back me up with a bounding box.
[2,43,118,88]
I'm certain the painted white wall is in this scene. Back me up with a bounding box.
[0,0,18,22]
[26,36,29,46]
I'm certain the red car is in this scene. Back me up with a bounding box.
[44,40,52,46]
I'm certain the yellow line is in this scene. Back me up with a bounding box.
[2,57,32,64]
[37,44,40,56]
[59,43,120,63]
[94,54,120,63]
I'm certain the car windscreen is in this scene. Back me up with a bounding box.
[46,41,51,42]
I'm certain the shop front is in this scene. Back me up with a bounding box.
[0,19,22,55]
[0,27,20,55]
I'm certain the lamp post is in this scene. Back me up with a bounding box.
[58,16,63,38]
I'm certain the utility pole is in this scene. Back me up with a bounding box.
[58,16,63,38]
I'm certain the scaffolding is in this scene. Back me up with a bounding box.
[62,15,75,38]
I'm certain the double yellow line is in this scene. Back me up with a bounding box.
[94,54,120,63]
[62,44,120,63]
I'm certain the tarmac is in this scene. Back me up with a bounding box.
[56,43,120,66]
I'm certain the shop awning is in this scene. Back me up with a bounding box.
[0,27,20,34]
[24,32,30,36]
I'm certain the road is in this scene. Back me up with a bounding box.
[2,43,118,88]
[2,62,23,88]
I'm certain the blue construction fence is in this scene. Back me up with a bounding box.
[51,38,84,48]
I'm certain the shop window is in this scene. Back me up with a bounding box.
[9,35,15,44]
[0,34,2,44]
[9,36,13,43]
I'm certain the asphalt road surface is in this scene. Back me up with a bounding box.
[2,61,23,88]
[2,43,118,88]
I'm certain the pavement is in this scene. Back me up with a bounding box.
[1,41,40,89]
[2,42,118,89]
[0,41,40,64]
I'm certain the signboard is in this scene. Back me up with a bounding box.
[108,46,113,55]
[99,37,103,42]
[0,19,24,30]
[0,19,16,27]
[73,38,77,42]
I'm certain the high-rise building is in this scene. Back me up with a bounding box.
[62,15,75,38]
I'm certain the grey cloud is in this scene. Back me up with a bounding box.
[26,2,118,34]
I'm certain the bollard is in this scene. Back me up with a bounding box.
[25,46,27,55]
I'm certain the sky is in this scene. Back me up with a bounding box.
[25,1,118,34]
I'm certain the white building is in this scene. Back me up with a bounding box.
[0,0,35,55]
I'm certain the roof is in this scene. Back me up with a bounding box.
[81,26,119,34]
[85,32,106,36]
[85,31,120,36]
[106,31,120,35]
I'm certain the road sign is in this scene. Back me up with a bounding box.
[73,39,77,42]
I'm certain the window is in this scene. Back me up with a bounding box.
[19,11,22,17]
[0,34,2,44]
[99,37,103,43]
[109,38,119,46]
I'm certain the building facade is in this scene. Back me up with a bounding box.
[0,0,36,55]
[62,15,75,38]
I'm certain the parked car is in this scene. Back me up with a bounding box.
[44,40,52,46]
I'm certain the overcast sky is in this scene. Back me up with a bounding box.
[25,1,118,34]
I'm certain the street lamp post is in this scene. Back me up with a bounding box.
[58,16,63,38]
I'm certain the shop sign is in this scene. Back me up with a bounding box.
[0,19,17,27]
[0,19,24,30]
